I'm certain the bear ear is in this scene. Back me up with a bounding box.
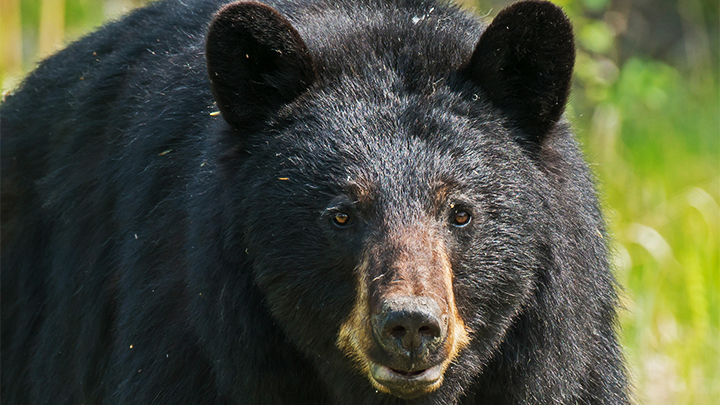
[206,1,316,130]
[464,0,575,145]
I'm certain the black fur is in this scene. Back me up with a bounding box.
[464,0,576,145]
[206,1,316,129]
[1,0,629,404]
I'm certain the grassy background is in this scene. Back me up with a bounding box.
[1,0,718,403]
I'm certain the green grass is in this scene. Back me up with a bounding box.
[578,58,720,404]
[2,1,718,403]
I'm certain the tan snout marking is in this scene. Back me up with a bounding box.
[337,258,375,381]
[336,234,470,396]
[437,246,471,370]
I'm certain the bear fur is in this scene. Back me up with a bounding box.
[1,0,629,403]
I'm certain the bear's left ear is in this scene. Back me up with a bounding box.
[206,1,316,130]
[464,0,575,145]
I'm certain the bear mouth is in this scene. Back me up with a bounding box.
[389,368,426,377]
[369,362,444,398]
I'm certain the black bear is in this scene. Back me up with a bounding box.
[1,0,630,403]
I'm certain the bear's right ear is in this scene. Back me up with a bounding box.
[463,0,575,146]
[206,1,316,130]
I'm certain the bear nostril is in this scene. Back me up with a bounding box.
[390,325,407,339]
[418,325,439,337]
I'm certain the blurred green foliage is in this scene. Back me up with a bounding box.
[1,0,718,403]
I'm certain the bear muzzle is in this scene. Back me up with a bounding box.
[367,296,449,398]
[337,227,469,399]
[371,296,447,363]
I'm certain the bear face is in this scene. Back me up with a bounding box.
[235,81,547,399]
[202,0,580,400]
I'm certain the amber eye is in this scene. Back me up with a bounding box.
[332,212,351,227]
[452,211,471,227]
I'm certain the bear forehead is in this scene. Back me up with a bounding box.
[268,128,515,207]
[261,88,518,195]
[271,91,510,172]
[285,0,482,83]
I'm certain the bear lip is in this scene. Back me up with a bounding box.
[369,362,443,398]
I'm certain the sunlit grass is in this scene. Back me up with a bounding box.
[576,58,719,404]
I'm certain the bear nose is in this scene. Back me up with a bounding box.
[372,297,446,356]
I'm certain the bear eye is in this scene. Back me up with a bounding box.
[332,212,352,227]
[451,211,471,227]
